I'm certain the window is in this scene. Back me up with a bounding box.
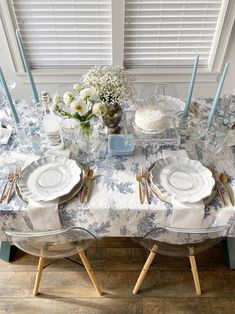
[124,0,224,68]
[0,0,234,80]
[12,0,112,69]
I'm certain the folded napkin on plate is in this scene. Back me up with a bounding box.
[161,149,205,228]
[28,198,61,230]
[171,199,204,228]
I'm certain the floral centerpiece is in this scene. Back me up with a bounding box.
[54,66,133,135]
[53,84,107,136]
[82,66,134,133]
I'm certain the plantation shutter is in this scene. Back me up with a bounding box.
[124,0,223,67]
[12,0,112,69]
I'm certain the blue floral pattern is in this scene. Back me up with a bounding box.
[0,98,235,243]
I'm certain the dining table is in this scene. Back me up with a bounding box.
[0,97,235,268]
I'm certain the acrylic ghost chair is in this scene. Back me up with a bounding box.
[132,225,229,295]
[5,227,102,296]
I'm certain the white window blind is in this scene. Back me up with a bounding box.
[124,0,223,67]
[12,0,112,69]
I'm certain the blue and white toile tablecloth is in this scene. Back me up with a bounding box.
[0,98,235,241]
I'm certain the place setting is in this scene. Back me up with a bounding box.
[1,155,96,229]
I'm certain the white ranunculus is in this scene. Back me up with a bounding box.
[52,94,60,106]
[92,102,107,117]
[73,84,83,94]
[70,100,87,116]
[80,88,93,101]
[63,92,74,105]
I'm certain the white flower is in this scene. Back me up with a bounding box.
[82,66,134,105]
[70,100,87,115]
[80,88,93,101]
[73,84,83,94]
[52,94,60,106]
[92,102,107,117]
[63,92,74,105]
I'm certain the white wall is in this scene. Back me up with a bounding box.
[0,16,235,100]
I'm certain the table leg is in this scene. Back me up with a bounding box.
[0,241,17,262]
[224,238,235,270]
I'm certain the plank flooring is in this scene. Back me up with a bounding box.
[0,238,234,314]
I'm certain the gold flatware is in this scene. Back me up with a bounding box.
[0,172,14,203]
[219,172,233,206]
[6,166,21,203]
[142,168,152,205]
[80,167,89,204]
[85,169,95,203]
[136,173,145,204]
[208,168,225,205]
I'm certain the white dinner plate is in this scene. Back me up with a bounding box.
[18,156,82,202]
[149,157,215,203]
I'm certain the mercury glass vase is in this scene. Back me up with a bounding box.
[102,102,123,134]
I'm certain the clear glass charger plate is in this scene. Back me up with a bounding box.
[124,111,180,146]
[18,156,82,202]
[149,157,215,203]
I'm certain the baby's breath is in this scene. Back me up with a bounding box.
[82,66,134,105]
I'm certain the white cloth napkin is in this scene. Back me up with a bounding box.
[28,198,61,230]
[161,149,205,228]
[0,127,12,145]
[171,199,204,228]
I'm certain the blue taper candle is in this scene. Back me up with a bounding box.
[183,54,199,119]
[0,67,20,125]
[16,30,39,104]
[208,62,229,128]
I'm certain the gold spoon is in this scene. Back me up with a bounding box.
[219,173,234,206]
[208,168,225,205]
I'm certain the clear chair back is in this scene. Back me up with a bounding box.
[5,227,97,259]
[136,225,229,257]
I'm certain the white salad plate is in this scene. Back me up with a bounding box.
[18,156,82,202]
[149,157,215,203]
[16,170,84,205]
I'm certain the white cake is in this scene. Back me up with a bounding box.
[134,106,168,132]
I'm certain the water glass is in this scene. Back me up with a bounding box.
[61,118,79,159]
[205,127,226,154]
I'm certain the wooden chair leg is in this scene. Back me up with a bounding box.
[33,256,46,296]
[188,255,201,295]
[79,250,103,296]
[133,245,158,295]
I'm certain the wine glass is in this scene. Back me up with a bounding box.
[133,83,178,101]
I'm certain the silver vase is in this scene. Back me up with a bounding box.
[102,103,123,134]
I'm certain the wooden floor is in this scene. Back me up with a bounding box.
[0,238,235,314]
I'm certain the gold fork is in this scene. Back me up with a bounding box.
[6,166,21,203]
[136,172,145,204]
[0,172,14,203]
[142,168,152,205]
[85,168,95,203]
